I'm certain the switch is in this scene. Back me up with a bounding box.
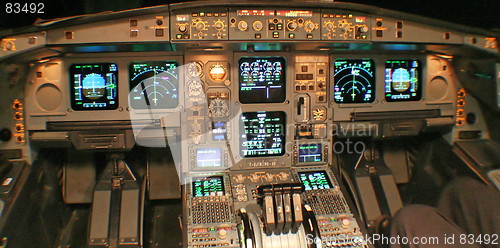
[130,19,138,27]
[376,30,383,37]
[155,29,164,37]
[130,30,138,37]
[301,66,308,72]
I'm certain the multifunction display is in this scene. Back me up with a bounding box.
[385,60,422,101]
[192,176,225,197]
[70,63,118,110]
[299,171,333,190]
[298,143,322,163]
[240,111,286,157]
[333,59,375,103]
[239,57,286,104]
[196,148,222,168]
[129,61,179,109]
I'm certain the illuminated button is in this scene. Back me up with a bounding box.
[130,30,138,37]
[277,23,283,30]
[376,30,383,37]
[130,19,138,27]
[214,13,219,17]
[273,32,279,38]
[397,21,403,29]
[200,12,205,17]
[192,13,198,17]
[269,23,276,30]
[302,66,308,72]
[155,29,164,37]
[207,13,212,17]
[255,33,261,39]
[318,69,324,74]
[221,12,227,17]
[184,34,190,39]
[322,14,328,18]
[307,34,313,39]
[289,33,295,39]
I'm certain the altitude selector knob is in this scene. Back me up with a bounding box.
[195,21,206,31]
[238,20,248,31]
[214,20,224,30]
[253,20,263,31]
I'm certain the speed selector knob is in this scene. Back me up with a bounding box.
[358,25,369,33]
[238,20,248,31]
[304,20,316,32]
[214,20,224,30]
[287,21,297,31]
[252,20,263,31]
[195,21,206,31]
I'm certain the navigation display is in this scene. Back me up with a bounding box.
[129,61,179,109]
[298,143,322,163]
[196,148,222,167]
[70,63,118,110]
[192,176,224,197]
[298,171,333,190]
[385,60,422,102]
[239,57,286,104]
[240,111,286,157]
[333,59,375,104]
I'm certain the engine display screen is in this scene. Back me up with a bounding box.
[129,61,179,109]
[333,59,375,104]
[240,111,286,157]
[70,63,118,110]
[385,60,422,102]
[239,57,286,104]
[192,176,224,197]
[196,148,222,168]
[298,143,322,163]
[298,171,333,190]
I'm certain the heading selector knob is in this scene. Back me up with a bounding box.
[325,21,335,32]
[238,20,248,31]
[214,20,224,30]
[304,20,316,32]
[287,21,298,31]
[253,20,263,31]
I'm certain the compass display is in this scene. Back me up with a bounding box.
[333,59,375,103]
[239,57,286,104]
[70,63,118,110]
[129,61,179,109]
[385,60,421,102]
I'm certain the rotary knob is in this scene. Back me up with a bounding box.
[358,25,369,33]
[214,20,224,30]
[252,20,263,31]
[304,20,316,32]
[195,21,206,31]
[178,24,187,33]
[238,20,248,31]
[325,21,335,32]
[287,21,297,31]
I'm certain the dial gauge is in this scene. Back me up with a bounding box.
[209,98,229,117]
[187,61,204,79]
[187,80,204,97]
[312,107,326,121]
[333,59,375,103]
[129,61,179,109]
[208,64,227,82]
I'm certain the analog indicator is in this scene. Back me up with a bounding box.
[333,59,375,103]
[187,80,204,97]
[209,98,229,117]
[187,61,204,79]
[129,61,179,109]
[208,63,227,82]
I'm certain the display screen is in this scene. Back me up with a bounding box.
[212,121,227,141]
[385,60,422,102]
[196,148,222,167]
[298,143,322,163]
[192,176,224,197]
[333,59,375,104]
[239,57,286,104]
[299,171,333,190]
[70,63,118,110]
[240,111,286,157]
[129,61,179,109]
